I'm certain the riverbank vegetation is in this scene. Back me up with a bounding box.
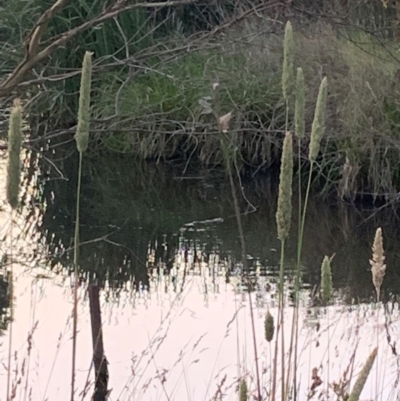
[0,1,400,200]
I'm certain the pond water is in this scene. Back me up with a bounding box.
[0,146,400,401]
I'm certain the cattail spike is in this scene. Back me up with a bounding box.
[75,51,93,153]
[309,77,328,162]
[370,227,386,302]
[276,132,293,241]
[320,256,333,303]
[6,99,23,210]
[282,21,294,102]
[295,67,305,139]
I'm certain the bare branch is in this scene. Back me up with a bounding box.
[0,0,198,96]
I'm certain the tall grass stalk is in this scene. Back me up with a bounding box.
[287,66,306,400]
[224,140,262,401]
[5,99,23,401]
[348,347,378,401]
[273,131,293,401]
[299,76,328,259]
[71,51,93,401]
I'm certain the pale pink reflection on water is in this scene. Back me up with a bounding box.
[0,152,399,401]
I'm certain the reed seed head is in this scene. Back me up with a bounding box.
[264,310,275,342]
[321,255,333,303]
[75,51,93,153]
[348,347,378,401]
[295,67,305,139]
[309,77,328,162]
[239,379,248,401]
[6,99,23,210]
[282,21,294,103]
[276,132,293,241]
[369,227,386,302]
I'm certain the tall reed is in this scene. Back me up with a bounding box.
[272,131,293,401]
[212,81,261,400]
[71,51,93,401]
[287,66,306,401]
[5,98,23,401]
[348,347,378,401]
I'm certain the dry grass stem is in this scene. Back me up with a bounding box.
[276,131,293,241]
[369,227,386,302]
[6,99,23,210]
[308,77,328,162]
[75,51,93,153]
[348,347,378,401]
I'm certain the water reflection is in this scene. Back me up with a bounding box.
[19,141,400,306]
[1,145,400,400]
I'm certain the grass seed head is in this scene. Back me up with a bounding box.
[295,67,305,139]
[370,227,386,302]
[75,51,93,153]
[276,131,293,241]
[239,379,248,401]
[6,99,23,210]
[264,310,275,342]
[321,255,333,303]
[282,21,294,103]
[309,77,328,162]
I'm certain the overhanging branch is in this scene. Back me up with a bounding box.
[0,0,198,96]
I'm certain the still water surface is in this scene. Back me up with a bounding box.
[0,148,400,400]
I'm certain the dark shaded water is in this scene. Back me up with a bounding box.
[9,143,400,308]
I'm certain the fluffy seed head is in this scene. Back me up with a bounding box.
[295,67,305,139]
[282,21,294,102]
[370,227,386,302]
[264,310,275,342]
[75,51,93,153]
[276,132,293,241]
[6,99,23,210]
[321,255,333,303]
[309,77,328,162]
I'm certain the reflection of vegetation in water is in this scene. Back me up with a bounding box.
[20,140,400,303]
[0,263,12,334]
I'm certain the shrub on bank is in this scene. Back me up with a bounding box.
[92,21,400,198]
